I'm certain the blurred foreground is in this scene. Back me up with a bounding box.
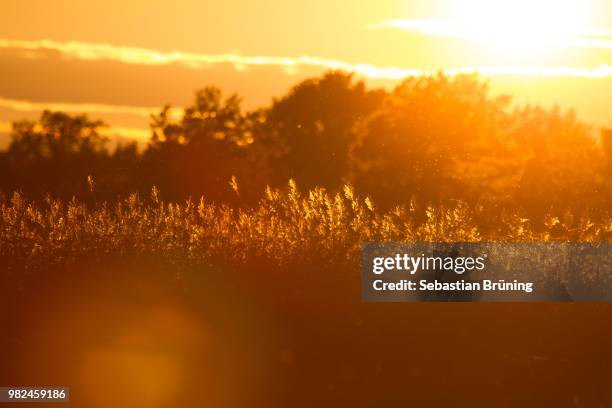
[1,186,611,407]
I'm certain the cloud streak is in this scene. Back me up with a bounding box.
[374,19,612,50]
[1,38,612,79]
[0,119,150,141]
[0,38,421,79]
[0,97,157,141]
[0,96,161,118]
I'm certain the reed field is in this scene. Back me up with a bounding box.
[2,181,611,274]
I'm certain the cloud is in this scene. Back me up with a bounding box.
[445,66,612,78]
[1,38,612,79]
[0,119,149,141]
[0,96,160,118]
[373,19,612,50]
[0,38,420,79]
[0,97,184,123]
[0,97,157,142]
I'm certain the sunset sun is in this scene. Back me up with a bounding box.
[387,0,599,59]
[451,0,593,54]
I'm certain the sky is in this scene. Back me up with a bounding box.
[1,0,611,147]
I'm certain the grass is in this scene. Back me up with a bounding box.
[2,180,610,273]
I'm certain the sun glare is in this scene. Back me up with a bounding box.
[442,0,594,56]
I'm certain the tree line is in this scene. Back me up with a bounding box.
[1,71,610,222]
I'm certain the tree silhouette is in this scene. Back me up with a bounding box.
[349,74,513,208]
[511,106,605,217]
[0,72,609,220]
[1,111,110,199]
[140,87,269,203]
[263,71,385,190]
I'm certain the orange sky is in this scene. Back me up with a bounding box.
[0,0,611,146]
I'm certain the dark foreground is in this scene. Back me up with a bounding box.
[1,257,610,408]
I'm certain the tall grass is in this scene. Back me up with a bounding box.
[1,181,610,272]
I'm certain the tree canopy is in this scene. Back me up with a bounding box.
[0,71,609,221]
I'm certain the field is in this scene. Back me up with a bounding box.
[1,183,611,407]
[3,182,611,270]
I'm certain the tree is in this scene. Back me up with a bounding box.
[349,73,513,208]
[264,71,385,190]
[141,87,269,203]
[1,111,110,199]
[510,107,606,217]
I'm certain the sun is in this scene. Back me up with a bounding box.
[445,0,594,56]
[384,0,599,60]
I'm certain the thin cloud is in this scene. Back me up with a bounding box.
[0,97,183,120]
[374,19,612,50]
[0,97,156,141]
[1,38,612,79]
[0,38,421,79]
[0,119,149,140]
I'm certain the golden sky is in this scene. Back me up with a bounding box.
[0,0,611,145]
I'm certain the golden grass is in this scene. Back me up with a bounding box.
[1,181,610,270]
